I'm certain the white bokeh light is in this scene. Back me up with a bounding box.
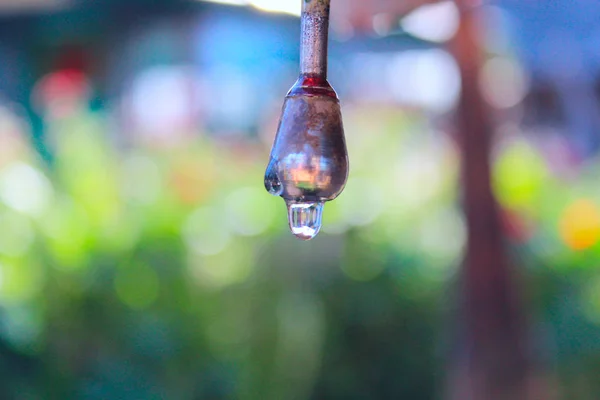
[0,162,53,217]
[198,0,300,16]
[388,49,461,113]
[401,1,460,43]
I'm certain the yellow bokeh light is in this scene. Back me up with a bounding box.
[493,139,548,213]
[559,199,600,251]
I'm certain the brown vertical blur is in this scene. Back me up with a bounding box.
[332,0,547,397]
[447,2,533,399]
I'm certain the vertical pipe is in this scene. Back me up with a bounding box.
[300,0,331,77]
[447,2,533,400]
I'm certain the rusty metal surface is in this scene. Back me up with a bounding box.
[301,0,331,76]
[265,86,348,202]
[264,0,348,204]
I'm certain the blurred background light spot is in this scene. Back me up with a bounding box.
[250,0,300,16]
[182,207,231,256]
[114,263,160,310]
[121,153,161,205]
[392,141,448,209]
[189,243,254,288]
[336,177,384,227]
[418,207,465,267]
[32,69,90,118]
[401,1,460,43]
[200,0,246,6]
[560,199,600,251]
[0,260,43,305]
[203,66,255,135]
[480,57,529,109]
[388,49,461,113]
[493,139,548,213]
[169,155,216,205]
[198,0,300,16]
[0,162,53,217]
[331,17,354,41]
[39,196,90,267]
[225,187,275,236]
[0,212,34,257]
[128,66,196,143]
[0,106,30,166]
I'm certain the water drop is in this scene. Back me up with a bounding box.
[286,201,323,241]
[264,160,283,196]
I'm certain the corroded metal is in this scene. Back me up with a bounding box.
[265,78,347,202]
[264,0,348,205]
[300,0,331,76]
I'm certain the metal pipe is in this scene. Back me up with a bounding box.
[300,0,331,77]
[263,0,348,240]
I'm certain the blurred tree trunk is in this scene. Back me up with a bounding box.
[446,3,532,400]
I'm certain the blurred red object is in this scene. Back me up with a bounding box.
[32,69,89,118]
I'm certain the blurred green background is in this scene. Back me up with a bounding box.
[1,0,600,398]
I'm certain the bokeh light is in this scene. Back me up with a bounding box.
[401,0,460,43]
[560,199,600,251]
[480,56,529,109]
[493,139,549,214]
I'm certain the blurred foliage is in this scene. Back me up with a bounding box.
[0,101,459,399]
[1,0,600,397]
[0,89,599,399]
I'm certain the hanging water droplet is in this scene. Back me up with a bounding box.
[264,160,283,196]
[262,0,348,241]
[286,201,323,241]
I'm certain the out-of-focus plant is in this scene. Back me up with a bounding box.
[1,83,600,398]
[0,92,463,399]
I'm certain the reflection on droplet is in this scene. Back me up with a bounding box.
[264,160,283,196]
[286,201,323,241]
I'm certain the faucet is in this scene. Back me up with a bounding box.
[264,0,349,240]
